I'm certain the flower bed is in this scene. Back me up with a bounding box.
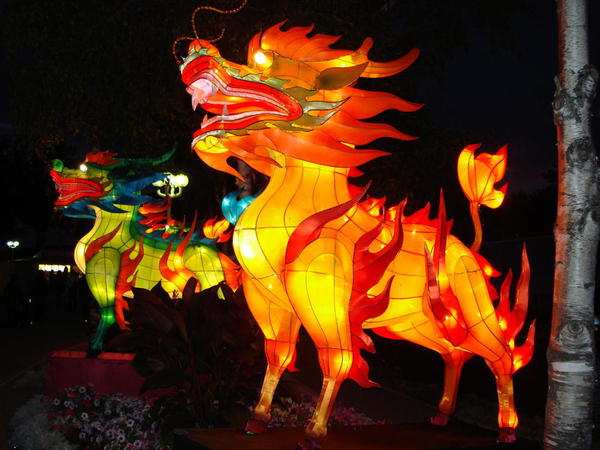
[10,385,166,450]
[11,386,382,449]
[269,395,384,428]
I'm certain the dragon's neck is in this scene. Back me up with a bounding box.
[264,152,354,214]
[74,204,138,272]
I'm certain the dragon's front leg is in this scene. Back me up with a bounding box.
[243,277,301,434]
[286,251,355,450]
[85,248,121,353]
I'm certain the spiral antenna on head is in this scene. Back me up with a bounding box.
[172,36,195,63]
[191,0,248,43]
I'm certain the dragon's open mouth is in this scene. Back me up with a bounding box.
[50,170,106,206]
[182,56,303,144]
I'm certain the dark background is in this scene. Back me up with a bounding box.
[0,0,598,428]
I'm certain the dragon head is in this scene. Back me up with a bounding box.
[50,149,173,218]
[180,23,422,181]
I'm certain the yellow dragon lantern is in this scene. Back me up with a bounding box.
[176,11,535,448]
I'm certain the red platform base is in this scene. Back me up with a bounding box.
[45,350,145,396]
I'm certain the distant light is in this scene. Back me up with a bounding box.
[38,264,71,273]
[79,164,88,172]
[6,241,19,249]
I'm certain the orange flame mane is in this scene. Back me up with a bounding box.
[183,23,422,179]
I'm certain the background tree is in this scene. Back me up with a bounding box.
[544,1,598,448]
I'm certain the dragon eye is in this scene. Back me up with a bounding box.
[253,51,273,68]
[79,164,88,173]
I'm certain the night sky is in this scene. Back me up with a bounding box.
[412,3,598,193]
[1,2,598,191]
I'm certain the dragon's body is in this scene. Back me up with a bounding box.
[179,22,534,447]
[51,151,237,351]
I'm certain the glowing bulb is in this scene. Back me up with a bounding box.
[174,174,189,187]
[240,242,256,259]
[254,51,268,65]
[79,164,88,172]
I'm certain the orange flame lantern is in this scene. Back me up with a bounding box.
[203,217,232,242]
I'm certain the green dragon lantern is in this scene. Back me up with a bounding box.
[50,149,239,351]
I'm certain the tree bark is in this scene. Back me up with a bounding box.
[544,1,599,449]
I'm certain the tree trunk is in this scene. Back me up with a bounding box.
[544,1,599,449]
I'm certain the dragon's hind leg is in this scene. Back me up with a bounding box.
[432,348,472,425]
[85,248,120,352]
[485,357,518,443]
[244,278,301,435]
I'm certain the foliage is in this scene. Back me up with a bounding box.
[106,279,264,435]
[10,386,165,450]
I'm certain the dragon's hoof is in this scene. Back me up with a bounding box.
[295,436,323,450]
[497,427,517,443]
[244,418,268,435]
[430,411,449,426]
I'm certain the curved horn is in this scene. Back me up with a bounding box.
[172,36,195,63]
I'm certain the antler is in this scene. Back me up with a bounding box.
[191,0,248,42]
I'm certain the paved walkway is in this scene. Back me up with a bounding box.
[176,423,540,450]
[0,318,88,448]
